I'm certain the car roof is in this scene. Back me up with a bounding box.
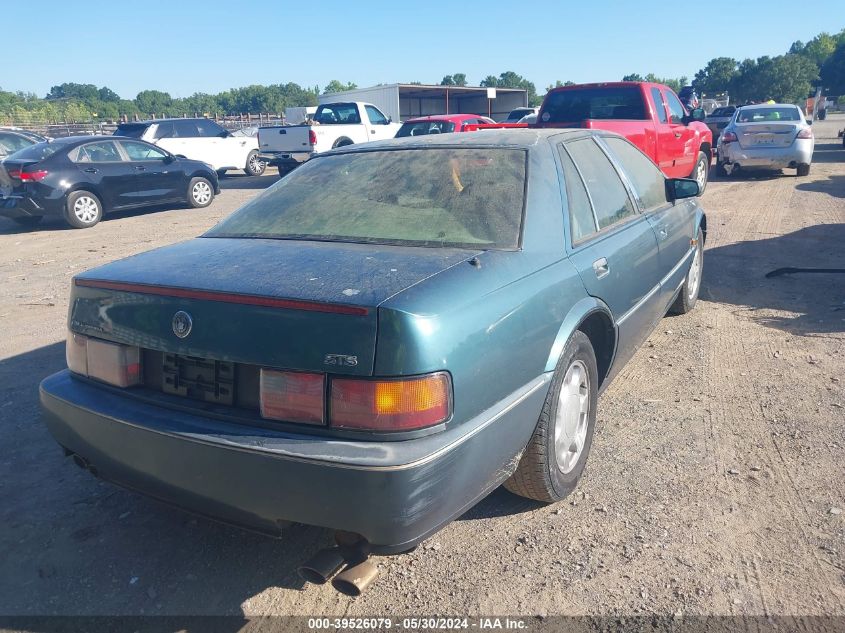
[331,128,598,152]
[403,114,488,123]
[122,118,209,125]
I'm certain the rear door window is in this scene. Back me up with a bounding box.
[602,137,667,212]
[172,120,199,138]
[558,145,598,243]
[565,138,636,231]
[196,119,227,137]
[153,121,174,139]
[73,141,124,163]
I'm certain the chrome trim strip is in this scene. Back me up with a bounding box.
[616,282,660,326]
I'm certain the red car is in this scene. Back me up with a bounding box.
[394,114,495,137]
[536,82,713,192]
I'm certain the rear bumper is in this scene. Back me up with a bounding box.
[0,194,62,219]
[257,151,311,166]
[719,140,813,168]
[40,370,549,553]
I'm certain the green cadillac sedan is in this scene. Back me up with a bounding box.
[40,129,706,556]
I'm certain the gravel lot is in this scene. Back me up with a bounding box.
[0,118,843,621]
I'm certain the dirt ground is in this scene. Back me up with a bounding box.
[0,117,843,624]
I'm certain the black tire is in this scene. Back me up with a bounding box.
[243,150,266,176]
[796,163,810,177]
[64,191,103,229]
[332,138,354,149]
[690,150,709,194]
[504,330,599,503]
[187,177,214,208]
[12,216,42,227]
[716,161,729,177]
[669,237,703,315]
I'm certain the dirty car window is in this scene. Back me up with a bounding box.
[207,149,527,249]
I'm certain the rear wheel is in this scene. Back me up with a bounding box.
[187,177,214,208]
[690,151,709,193]
[332,138,354,149]
[716,161,729,177]
[65,191,102,229]
[244,150,266,176]
[504,330,598,503]
[796,163,810,177]
[669,237,703,314]
[12,216,42,227]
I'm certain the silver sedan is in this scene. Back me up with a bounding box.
[716,103,814,177]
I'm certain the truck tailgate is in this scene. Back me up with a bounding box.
[258,126,312,154]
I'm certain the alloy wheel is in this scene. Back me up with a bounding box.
[192,181,212,205]
[73,196,99,223]
[554,360,590,474]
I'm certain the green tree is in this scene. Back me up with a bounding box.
[98,86,121,102]
[47,82,99,102]
[731,54,818,104]
[480,75,498,87]
[135,90,173,115]
[820,43,845,94]
[322,80,357,94]
[792,32,838,66]
[692,57,738,95]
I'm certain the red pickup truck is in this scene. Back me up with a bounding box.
[536,82,713,192]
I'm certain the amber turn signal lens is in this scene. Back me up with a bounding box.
[330,373,452,431]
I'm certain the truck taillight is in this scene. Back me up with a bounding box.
[66,332,141,388]
[721,131,737,144]
[260,369,325,425]
[797,128,813,139]
[308,130,317,145]
[330,373,452,431]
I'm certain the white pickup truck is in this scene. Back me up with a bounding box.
[258,102,401,173]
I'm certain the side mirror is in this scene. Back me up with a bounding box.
[386,116,392,124]
[163,154,176,164]
[666,178,700,201]
[806,119,813,126]
[690,108,706,122]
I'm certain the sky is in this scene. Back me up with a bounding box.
[3,0,843,99]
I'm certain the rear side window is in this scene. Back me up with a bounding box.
[603,137,667,212]
[650,88,668,124]
[73,141,123,163]
[541,87,647,123]
[565,139,636,230]
[172,120,199,137]
[114,123,149,138]
[196,119,227,137]
[558,145,598,243]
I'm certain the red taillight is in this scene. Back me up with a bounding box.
[66,331,141,388]
[330,373,452,431]
[797,128,813,139]
[308,130,317,145]
[19,169,48,182]
[260,369,325,425]
[721,131,737,144]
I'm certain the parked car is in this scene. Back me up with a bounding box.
[0,136,219,228]
[704,105,737,144]
[40,129,705,567]
[716,103,814,177]
[395,114,495,137]
[518,113,538,124]
[114,118,265,177]
[258,102,400,174]
[536,82,713,193]
[0,128,47,159]
[502,107,538,123]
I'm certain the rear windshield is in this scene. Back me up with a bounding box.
[710,107,735,117]
[506,109,532,121]
[395,121,456,137]
[313,103,361,125]
[540,87,647,123]
[6,141,66,161]
[114,123,149,138]
[206,148,527,249]
[736,107,801,123]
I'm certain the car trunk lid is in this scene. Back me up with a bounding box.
[736,123,799,149]
[70,237,481,376]
[0,158,40,195]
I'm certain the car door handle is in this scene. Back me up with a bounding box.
[371,130,376,134]
[134,165,146,171]
[592,257,609,279]
[83,168,98,174]
[674,131,682,138]
[658,228,668,240]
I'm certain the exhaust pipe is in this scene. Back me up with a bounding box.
[297,547,346,585]
[332,559,379,597]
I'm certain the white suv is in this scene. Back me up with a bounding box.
[114,118,265,176]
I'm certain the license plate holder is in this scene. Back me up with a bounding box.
[162,353,235,405]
